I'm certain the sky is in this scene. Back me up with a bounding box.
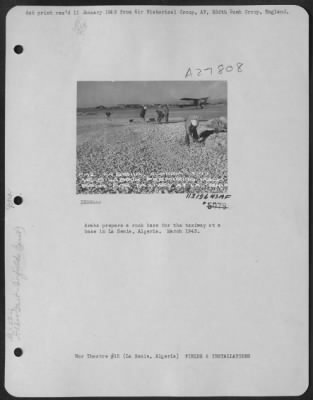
[77,81,227,108]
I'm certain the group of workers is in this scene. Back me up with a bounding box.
[139,105,227,146]
[140,104,169,124]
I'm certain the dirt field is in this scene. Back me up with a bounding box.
[76,105,227,194]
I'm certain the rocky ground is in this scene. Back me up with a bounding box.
[77,120,227,194]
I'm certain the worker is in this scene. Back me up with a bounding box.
[185,116,199,145]
[140,105,147,120]
[162,104,169,123]
[156,109,164,124]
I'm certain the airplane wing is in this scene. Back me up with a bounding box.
[180,97,209,101]
[180,97,209,108]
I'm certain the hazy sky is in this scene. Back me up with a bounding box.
[77,81,227,107]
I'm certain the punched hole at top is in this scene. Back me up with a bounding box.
[14,45,23,54]
[14,196,23,205]
[14,348,23,357]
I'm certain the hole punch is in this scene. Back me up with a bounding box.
[14,196,23,205]
[14,45,23,54]
[14,348,23,357]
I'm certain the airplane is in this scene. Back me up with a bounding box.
[179,96,210,109]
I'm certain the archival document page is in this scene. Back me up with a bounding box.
[5,5,309,397]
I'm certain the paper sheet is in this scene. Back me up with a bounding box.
[5,5,309,396]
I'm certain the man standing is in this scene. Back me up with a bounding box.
[162,104,169,123]
[140,105,147,121]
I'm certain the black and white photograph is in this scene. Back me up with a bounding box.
[77,81,227,194]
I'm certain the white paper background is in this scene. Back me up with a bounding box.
[5,5,309,397]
